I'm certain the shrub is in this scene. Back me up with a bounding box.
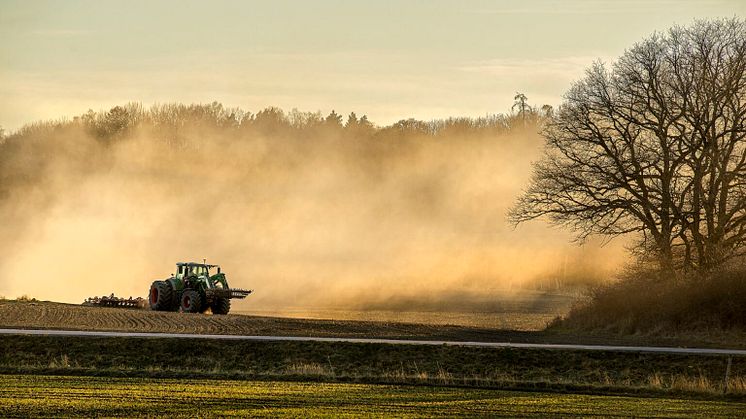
[553,267,746,334]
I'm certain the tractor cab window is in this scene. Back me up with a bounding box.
[192,265,208,277]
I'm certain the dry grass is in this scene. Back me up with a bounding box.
[379,362,455,385]
[726,376,746,394]
[555,267,746,335]
[646,373,746,395]
[284,362,332,376]
[47,355,77,369]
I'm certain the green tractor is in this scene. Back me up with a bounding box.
[149,262,251,314]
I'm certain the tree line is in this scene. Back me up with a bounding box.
[4,99,548,149]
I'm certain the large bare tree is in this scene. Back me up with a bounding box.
[510,19,746,275]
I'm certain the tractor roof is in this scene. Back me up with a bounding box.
[176,262,220,268]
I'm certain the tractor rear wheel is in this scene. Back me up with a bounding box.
[211,298,231,315]
[180,290,202,313]
[149,281,174,311]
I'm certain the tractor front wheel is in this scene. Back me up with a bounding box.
[211,298,231,315]
[180,290,202,313]
[149,281,174,311]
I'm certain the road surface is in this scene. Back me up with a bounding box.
[1,328,744,356]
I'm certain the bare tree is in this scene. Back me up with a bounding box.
[510,19,746,275]
[540,104,553,118]
[512,92,531,123]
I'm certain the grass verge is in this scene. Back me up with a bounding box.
[1,335,744,398]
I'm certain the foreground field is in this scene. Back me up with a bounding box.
[1,375,744,418]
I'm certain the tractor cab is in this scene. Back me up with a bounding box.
[174,262,225,289]
[176,262,219,279]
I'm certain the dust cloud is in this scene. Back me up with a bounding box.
[0,106,625,311]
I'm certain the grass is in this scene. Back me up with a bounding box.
[1,374,745,418]
[1,335,744,398]
[554,267,746,335]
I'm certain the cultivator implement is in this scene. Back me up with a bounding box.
[83,294,148,309]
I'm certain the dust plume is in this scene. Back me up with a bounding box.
[0,104,625,311]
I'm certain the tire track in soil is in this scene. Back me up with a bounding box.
[149,311,184,333]
[138,311,165,332]
[0,302,340,336]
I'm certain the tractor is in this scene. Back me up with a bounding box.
[148,262,251,314]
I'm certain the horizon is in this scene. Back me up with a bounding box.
[2,0,744,132]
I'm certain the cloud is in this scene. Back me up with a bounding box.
[30,29,90,37]
[468,0,730,16]
[458,56,609,78]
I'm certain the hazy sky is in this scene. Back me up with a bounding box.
[1,0,744,131]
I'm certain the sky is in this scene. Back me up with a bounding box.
[1,0,745,131]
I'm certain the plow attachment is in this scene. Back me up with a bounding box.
[206,288,253,299]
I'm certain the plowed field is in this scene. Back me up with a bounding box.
[2,300,743,348]
[0,300,525,341]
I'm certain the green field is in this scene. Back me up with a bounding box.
[1,374,744,418]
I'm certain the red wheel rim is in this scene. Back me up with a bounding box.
[149,288,158,304]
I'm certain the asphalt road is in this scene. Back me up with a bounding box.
[1,328,745,356]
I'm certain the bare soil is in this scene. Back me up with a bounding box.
[1,300,546,341]
[1,300,744,348]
